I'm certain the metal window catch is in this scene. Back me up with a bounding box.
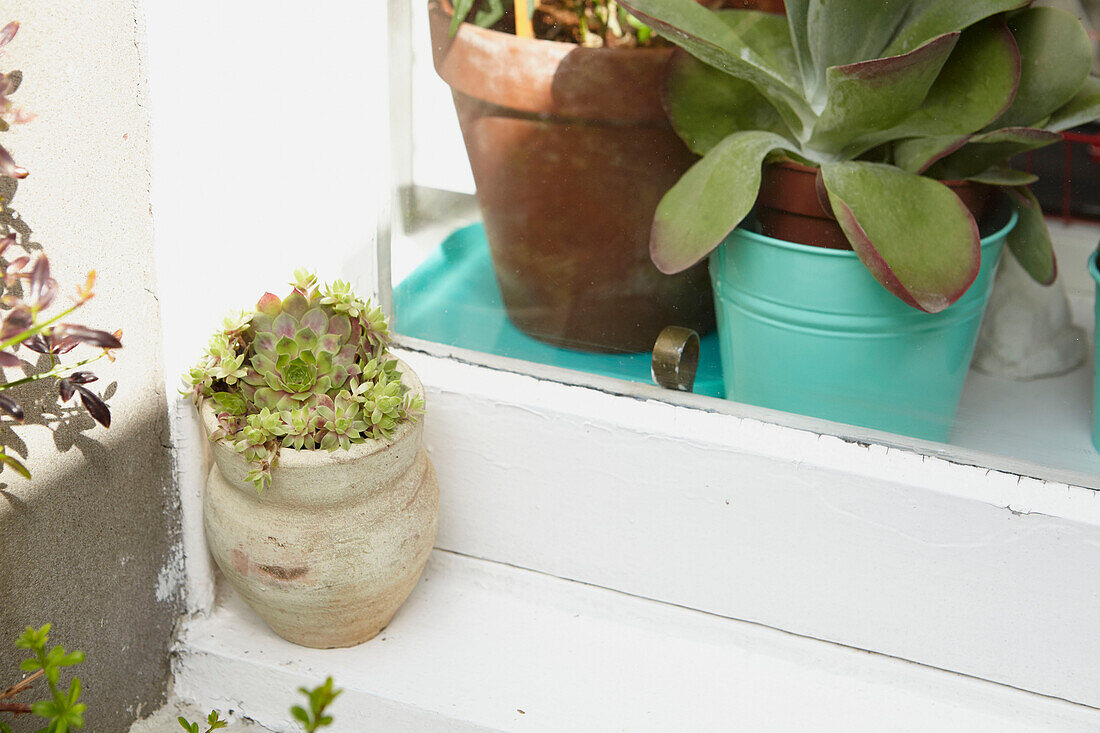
[651,326,700,393]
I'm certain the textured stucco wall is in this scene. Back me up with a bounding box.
[0,1,180,730]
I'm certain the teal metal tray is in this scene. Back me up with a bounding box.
[393,223,725,398]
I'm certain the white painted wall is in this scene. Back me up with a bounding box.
[144,0,390,611]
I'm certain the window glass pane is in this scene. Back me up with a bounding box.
[390,1,1100,485]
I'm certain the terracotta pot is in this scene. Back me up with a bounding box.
[756,160,995,250]
[429,2,715,353]
[201,362,439,649]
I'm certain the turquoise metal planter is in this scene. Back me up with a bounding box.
[1090,251,1100,453]
[709,212,1018,442]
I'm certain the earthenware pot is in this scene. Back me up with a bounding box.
[429,0,715,353]
[201,362,439,648]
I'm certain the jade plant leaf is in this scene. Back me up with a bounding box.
[619,0,812,135]
[650,130,793,274]
[893,134,970,174]
[847,16,1020,158]
[1045,76,1100,133]
[663,49,789,155]
[1004,186,1057,285]
[995,7,1092,129]
[783,0,816,102]
[966,167,1037,186]
[808,32,958,156]
[806,0,915,98]
[883,0,1030,57]
[935,127,1061,180]
[820,161,980,312]
[716,10,800,86]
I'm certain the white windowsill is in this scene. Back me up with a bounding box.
[173,551,1100,733]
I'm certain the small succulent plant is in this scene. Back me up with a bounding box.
[184,272,424,491]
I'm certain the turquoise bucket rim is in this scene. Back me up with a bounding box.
[727,208,1018,259]
[1089,250,1100,284]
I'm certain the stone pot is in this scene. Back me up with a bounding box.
[429,1,715,353]
[756,160,995,249]
[200,362,439,649]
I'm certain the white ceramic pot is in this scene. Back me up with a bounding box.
[200,361,439,648]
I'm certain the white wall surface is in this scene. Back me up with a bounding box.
[144,0,389,611]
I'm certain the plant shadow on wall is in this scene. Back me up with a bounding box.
[0,20,122,487]
[0,177,120,491]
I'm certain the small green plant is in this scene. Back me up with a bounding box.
[451,0,657,47]
[179,678,341,733]
[290,677,341,733]
[176,709,227,733]
[183,271,424,491]
[0,624,86,733]
[619,0,1100,312]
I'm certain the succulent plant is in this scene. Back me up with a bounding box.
[184,273,425,491]
[241,291,361,412]
[618,0,1100,312]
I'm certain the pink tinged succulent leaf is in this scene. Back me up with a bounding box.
[256,292,281,317]
[821,161,980,313]
[271,313,296,340]
[333,345,356,367]
[274,334,298,356]
[293,327,319,351]
[281,291,309,320]
[808,32,959,155]
[252,332,276,355]
[0,143,26,179]
[300,308,327,335]
[650,130,793,274]
[326,314,351,340]
[318,333,342,355]
[251,312,275,335]
[0,350,19,368]
[275,393,299,412]
[1004,186,1056,285]
[263,371,282,392]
